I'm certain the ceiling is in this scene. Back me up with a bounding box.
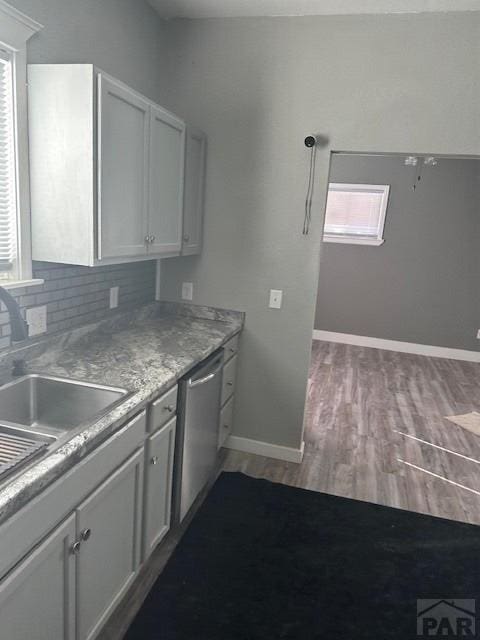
[147,0,480,19]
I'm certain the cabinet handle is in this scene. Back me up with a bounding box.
[227,381,233,387]
[223,423,229,430]
[145,235,150,245]
[163,405,174,413]
[70,541,81,554]
[80,528,92,542]
[151,456,159,465]
[151,235,155,243]
[183,235,190,242]
[229,348,236,353]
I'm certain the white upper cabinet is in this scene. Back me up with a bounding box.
[98,75,150,259]
[28,64,186,266]
[182,126,207,256]
[148,105,185,255]
[28,65,96,266]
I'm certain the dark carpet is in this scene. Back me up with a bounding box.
[125,472,480,639]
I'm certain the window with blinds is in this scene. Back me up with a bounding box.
[323,183,390,246]
[0,50,17,273]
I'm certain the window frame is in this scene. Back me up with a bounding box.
[0,0,43,289]
[323,182,390,247]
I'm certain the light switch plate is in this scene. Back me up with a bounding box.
[109,286,119,309]
[182,282,193,301]
[26,306,47,337]
[269,289,283,309]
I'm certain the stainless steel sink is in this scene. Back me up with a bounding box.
[0,374,128,437]
[0,424,55,481]
[0,375,128,482]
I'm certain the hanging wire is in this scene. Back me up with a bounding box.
[303,143,317,235]
[412,161,423,192]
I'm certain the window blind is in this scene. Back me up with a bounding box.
[324,184,389,238]
[0,51,16,270]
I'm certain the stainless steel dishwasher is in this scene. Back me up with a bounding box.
[173,349,223,523]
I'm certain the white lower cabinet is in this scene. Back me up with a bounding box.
[76,448,144,640]
[218,335,240,449]
[0,514,76,640]
[0,396,178,640]
[143,416,176,560]
[0,449,144,640]
[221,354,238,407]
[218,396,234,449]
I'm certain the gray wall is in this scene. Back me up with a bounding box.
[315,155,480,351]
[9,0,172,106]
[160,14,480,449]
[6,4,480,449]
[2,0,171,349]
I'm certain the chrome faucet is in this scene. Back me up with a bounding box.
[0,286,28,342]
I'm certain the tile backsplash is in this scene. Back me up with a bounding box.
[0,261,157,350]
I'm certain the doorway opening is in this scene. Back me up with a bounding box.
[305,151,480,525]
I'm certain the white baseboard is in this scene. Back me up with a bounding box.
[225,435,305,463]
[313,330,480,363]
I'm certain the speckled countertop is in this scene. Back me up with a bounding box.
[0,301,244,526]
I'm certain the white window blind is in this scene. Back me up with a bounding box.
[0,50,17,271]
[323,183,390,246]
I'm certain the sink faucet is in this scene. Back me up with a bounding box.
[0,286,28,342]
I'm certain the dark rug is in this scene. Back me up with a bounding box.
[125,472,480,639]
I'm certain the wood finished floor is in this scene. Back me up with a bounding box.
[226,341,480,526]
[99,341,480,640]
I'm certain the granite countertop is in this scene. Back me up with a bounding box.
[0,302,244,526]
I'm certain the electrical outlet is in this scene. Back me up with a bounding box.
[109,286,119,309]
[182,282,193,301]
[269,289,283,309]
[26,306,47,337]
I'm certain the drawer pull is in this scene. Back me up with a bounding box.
[223,423,229,430]
[163,405,174,413]
[70,541,81,554]
[80,528,92,542]
[151,456,159,465]
[226,382,233,387]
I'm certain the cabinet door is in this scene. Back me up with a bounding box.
[76,449,143,640]
[148,105,185,255]
[98,74,149,259]
[143,416,176,560]
[182,127,207,256]
[218,395,234,449]
[221,355,238,407]
[0,514,76,640]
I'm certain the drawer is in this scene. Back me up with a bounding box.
[218,396,234,449]
[148,385,178,433]
[221,355,237,407]
[223,334,239,363]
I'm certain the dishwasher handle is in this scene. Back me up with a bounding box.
[187,358,223,388]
